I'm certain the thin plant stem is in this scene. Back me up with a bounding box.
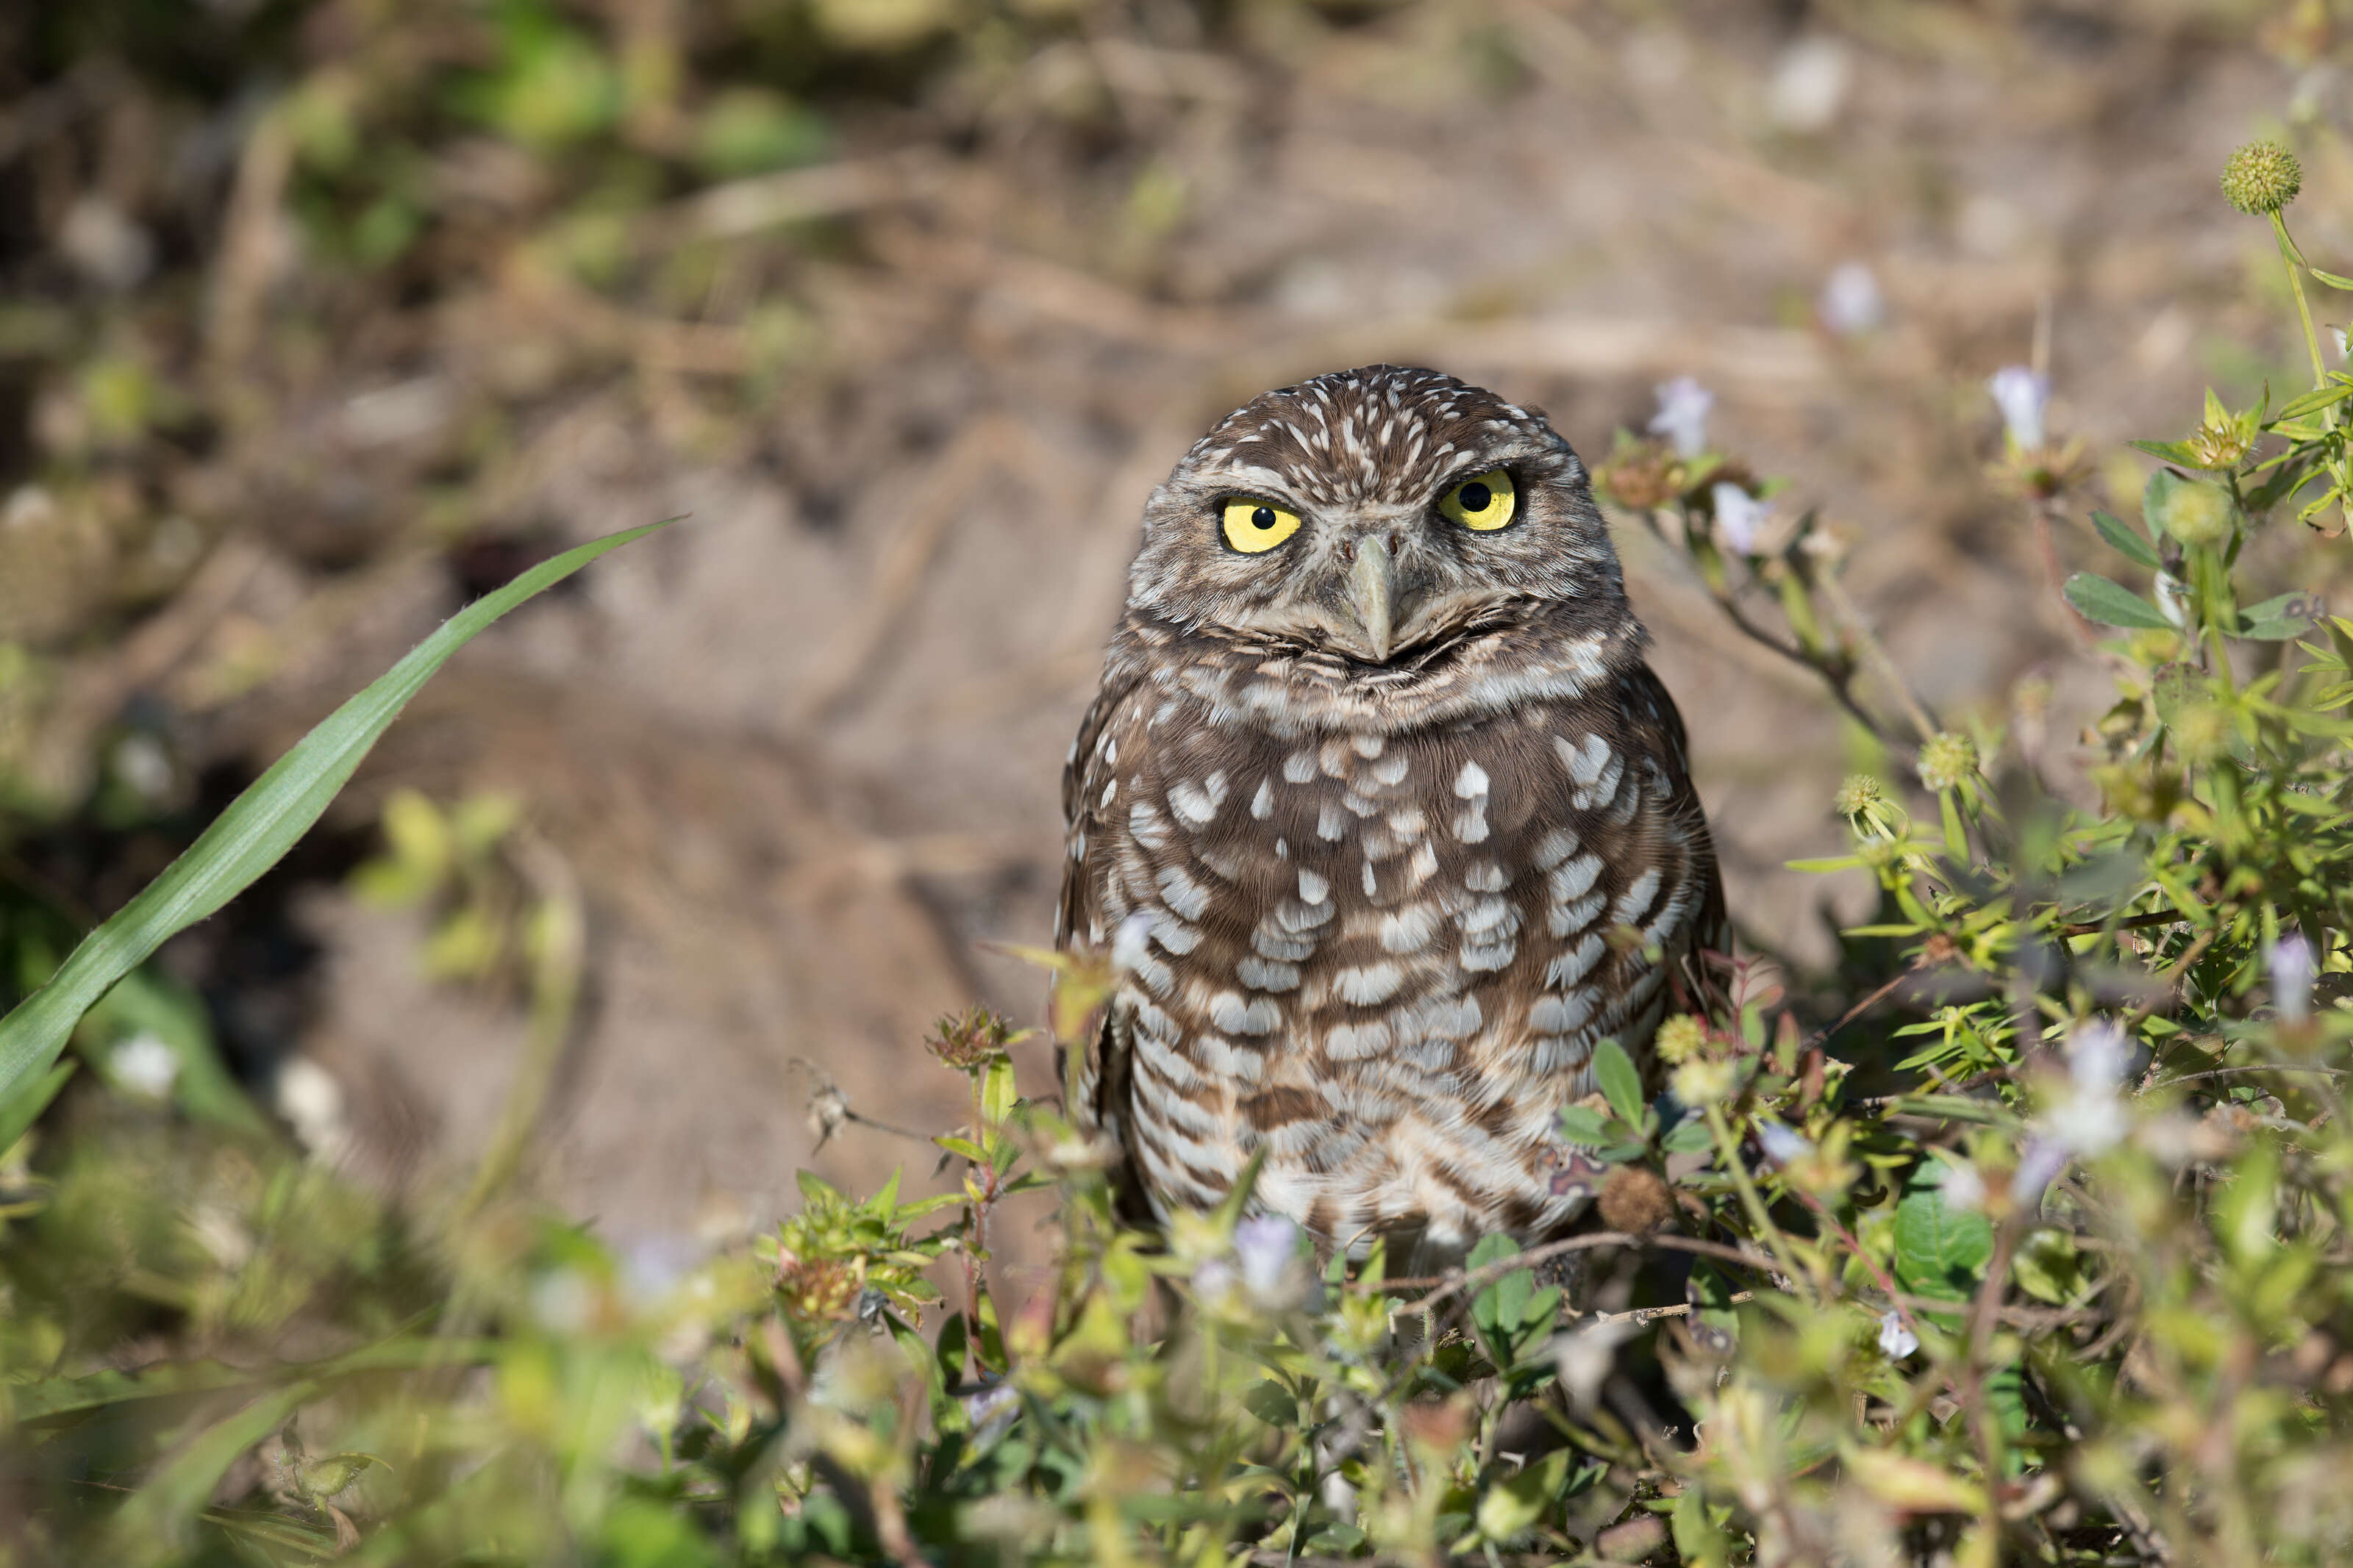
[2273,211,2328,389]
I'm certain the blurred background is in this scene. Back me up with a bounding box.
[1,0,2343,1267]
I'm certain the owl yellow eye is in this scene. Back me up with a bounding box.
[1221,498,1303,554]
[1438,468,1518,532]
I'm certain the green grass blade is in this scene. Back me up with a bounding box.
[0,520,671,1108]
[0,1059,74,1156]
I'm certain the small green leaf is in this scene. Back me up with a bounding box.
[2237,591,2325,641]
[2012,1229,2086,1306]
[1592,1038,1644,1128]
[2090,507,2160,569]
[1893,1186,1995,1301]
[1242,1381,1298,1428]
[1556,1105,1611,1145]
[2307,265,2353,290]
[1661,1116,1714,1154]
[979,1057,1018,1126]
[2064,573,2174,630]
[2129,438,2200,465]
[2270,379,2353,421]
[1477,1449,1568,1542]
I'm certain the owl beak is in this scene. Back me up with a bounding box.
[1347,535,1397,662]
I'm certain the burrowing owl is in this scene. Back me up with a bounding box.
[1056,365,1724,1260]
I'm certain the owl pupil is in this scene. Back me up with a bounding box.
[1250,506,1277,529]
[1460,482,1493,512]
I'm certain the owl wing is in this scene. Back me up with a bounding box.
[1054,673,1158,1214]
[1621,662,1730,974]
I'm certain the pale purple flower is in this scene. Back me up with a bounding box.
[620,1233,696,1304]
[1648,376,1714,459]
[962,1379,1018,1445]
[1711,484,1772,554]
[1877,1310,1919,1360]
[2270,934,2316,1024]
[1234,1215,1299,1300]
[1819,262,1884,336]
[1988,365,2050,450]
[1753,1117,1814,1167]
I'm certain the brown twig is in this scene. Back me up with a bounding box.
[1363,1231,1784,1309]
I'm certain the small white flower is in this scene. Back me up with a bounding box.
[2152,570,2190,629]
[1711,484,1772,554]
[2269,934,2316,1024]
[2010,1139,2069,1207]
[2066,1017,2134,1105]
[1234,1214,1299,1301]
[1876,1310,1919,1360]
[1110,911,1154,975]
[1819,262,1884,336]
[1988,365,2050,450]
[1768,37,1853,132]
[1753,1117,1813,1166]
[1939,1161,1987,1212]
[110,1034,179,1100]
[1648,376,1714,459]
[1191,1257,1237,1302]
[2012,1019,2138,1206]
[1553,1318,1637,1411]
[2334,326,2348,362]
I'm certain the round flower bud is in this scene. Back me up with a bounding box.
[1916,731,1979,793]
[1671,1056,1735,1107]
[1835,773,1887,818]
[2221,140,2301,215]
[2153,476,2234,546]
[1654,1013,1708,1066]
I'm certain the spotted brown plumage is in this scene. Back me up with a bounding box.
[1055,365,1725,1264]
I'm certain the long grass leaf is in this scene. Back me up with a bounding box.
[0,521,671,1106]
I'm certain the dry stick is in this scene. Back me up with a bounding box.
[1817,570,1943,742]
[2059,907,2190,938]
[1363,1230,1783,1309]
[1802,969,1915,1053]
[1594,1292,1756,1328]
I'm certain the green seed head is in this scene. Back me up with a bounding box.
[1917,731,1979,793]
[2155,476,2235,546]
[1835,773,1888,818]
[1654,1013,1709,1066]
[1671,1056,1735,1107]
[2221,140,2301,215]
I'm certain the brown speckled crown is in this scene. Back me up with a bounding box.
[1056,365,1724,1264]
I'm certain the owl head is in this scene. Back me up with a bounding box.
[1124,365,1631,663]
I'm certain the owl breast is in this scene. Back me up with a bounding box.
[1059,631,1721,1259]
